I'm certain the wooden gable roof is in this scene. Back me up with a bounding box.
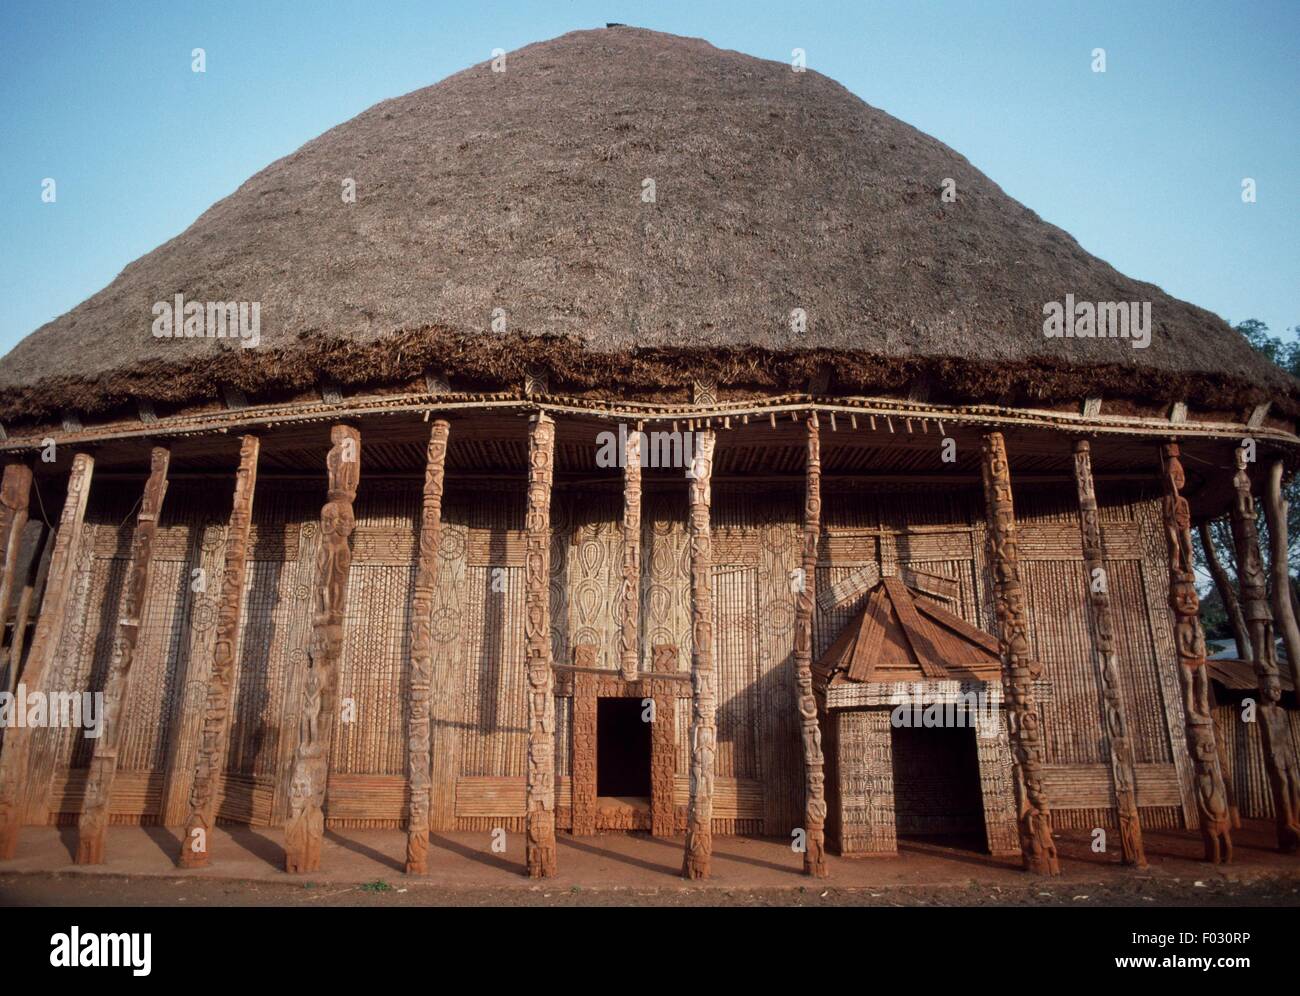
[814,577,1003,688]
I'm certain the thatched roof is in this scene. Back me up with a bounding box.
[2,26,1294,421]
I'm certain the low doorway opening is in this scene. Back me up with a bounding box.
[890,723,987,852]
[597,697,652,799]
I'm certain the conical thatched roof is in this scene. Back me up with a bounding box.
[2,26,1294,421]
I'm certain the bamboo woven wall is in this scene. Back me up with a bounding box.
[24,473,1199,836]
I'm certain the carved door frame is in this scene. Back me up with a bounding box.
[566,649,681,838]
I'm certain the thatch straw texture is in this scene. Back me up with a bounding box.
[2,26,1293,420]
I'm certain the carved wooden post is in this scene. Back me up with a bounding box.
[1228,446,1300,852]
[284,425,360,873]
[620,427,641,681]
[1072,440,1147,867]
[524,412,557,877]
[178,435,259,868]
[406,419,449,874]
[0,464,33,677]
[0,453,92,858]
[682,428,717,879]
[980,432,1059,875]
[1264,458,1300,695]
[3,523,49,697]
[1159,442,1233,863]
[76,446,171,864]
[795,415,829,876]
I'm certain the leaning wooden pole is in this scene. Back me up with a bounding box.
[1198,521,1251,660]
[3,522,49,697]
[524,412,558,878]
[284,425,361,873]
[0,464,33,682]
[1159,442,1233,863]
[682,428,717,880]
[76,446,171,864]
[1072,440,1147,867]
[1264,458,1300,695]
[405,418,449,875]
[619,427,642,682]
[1229,447,1300,852]
[0,453,93,858]
[795,415,829,877]
[980,432,1059,875]
[178,435,260,868]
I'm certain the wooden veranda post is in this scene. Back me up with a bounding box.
[1159,442,1233,863]
[980,432,1060,875]
[620,427,642,682]
[524,412,557,878]
[0,453,93,858]
[284,425,360,873]
[795,415,829,876]
[1228,446,1300,851]
[406,419,449,874]
[1072,440,1147,867]
[682,428,717,879]
[76,446,171,864]
[178,435,260,868]
[1264,458,1300,695]
[0,464,33,677]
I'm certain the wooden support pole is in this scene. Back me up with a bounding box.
[1072,440,1147,867]
[980,432,1060,875]
[0,464,33,678]
[620,427,642,681]
[524,412,557,878]
[0,454,93,854]
[3,522,49,697]
[795,416,829,877]
[284,425,360,873]
[405,419,449,874]
[682,429,717,880]
[1198,521,1251,661]
[1229,447,1300,852]
[1264,458,1300,695]
[1159,442,1233,863]
[178,435,260,868]
[76,446,171,865]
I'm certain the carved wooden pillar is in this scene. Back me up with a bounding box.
[1072,440,1147,867]
[0,454,93,856]
[1264,459,1300,695]
[795,416,829,876]
[405,419,449,874]
[76,446,171,864]
[3,522,49,697]
[1159,442,1233,863]
[682,429,717,880]
[1228,445,1300,852]
[620,428,642,681]
[284,425,361,873]
[178,435,260,868]
[0,464,33,677]
[980,432,1059,875]
[0,456,89,858]
[524,412,557,877]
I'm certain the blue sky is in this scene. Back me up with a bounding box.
[1,0,1296,359]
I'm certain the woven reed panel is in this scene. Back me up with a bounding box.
[459,565,527,777]
[1040,762,1184,808]
[641,493,690,673]
[1214,705,1300,821]
[50,769,163,818]
[330,563,414,776]
[670,776,764,819]
[325,773,407,821]
[1107,557,1176,766]
[712,566,761,780]
[214,772,276,826]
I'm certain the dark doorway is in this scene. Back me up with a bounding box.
[890,723,987,851]
[597,697,651,798]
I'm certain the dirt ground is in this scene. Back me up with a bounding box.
[2,819,1298,907]
[3,868,1299,906]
